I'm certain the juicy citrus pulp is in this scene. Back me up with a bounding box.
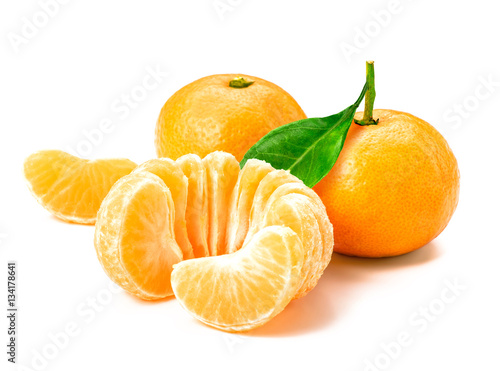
[24,150,136,224]
[94,171,182,299]
[94,151,333,331]
[171,226,304,332]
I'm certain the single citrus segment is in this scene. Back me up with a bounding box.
[261,192,331,298]
[226,159,274,254]
[155,74,307,161]
[243,171,334,298]
[176,154,210,258]
[202,152,240,256]
[24,150,136,224]
[94,171,183,300]
[133,158,193,260]
[171,226,304,332]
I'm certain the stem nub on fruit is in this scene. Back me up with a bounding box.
[229,77,255,88]
[354,61,379,126]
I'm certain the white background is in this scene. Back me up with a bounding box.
[1,0,499,370]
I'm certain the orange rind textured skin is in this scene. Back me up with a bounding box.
[314,109,460,258]
[155,74,307,162]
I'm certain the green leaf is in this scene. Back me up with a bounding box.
[240,82,368,188]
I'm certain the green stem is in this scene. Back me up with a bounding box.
[354,61,379,126]
[229,77,255,88]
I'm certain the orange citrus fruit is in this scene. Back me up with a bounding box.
[24,150,136,224]
[154,74,306,161]
[94,151,333,330]
[314,109,460,258]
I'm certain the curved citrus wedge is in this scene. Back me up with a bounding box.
[226,159,274,254]
[176,154,209,258]
[244,169,302,240]
[94,171,183,300]
[24,150,136,224]
[171,226,304,332]
[133,158,193,260]
[258,182,334,297]
[202,152,240,256]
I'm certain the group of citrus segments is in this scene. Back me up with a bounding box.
[24,149,333,332]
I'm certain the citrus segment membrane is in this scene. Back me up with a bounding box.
[24,150,137,224]
[226,159,274,254]
[244,169,301,245]
[176,154,210,258]
[259,183,334,296]
[202,152,240,256]
[261,194,322,298]
[241,171,334,298]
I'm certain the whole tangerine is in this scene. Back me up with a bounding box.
[155,74,306,161]
[314,109,460,258]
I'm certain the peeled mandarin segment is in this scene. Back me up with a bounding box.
[24,150,137,224]
[171,226,304,332]
[24,150,79,195]
[260,183,334,284]
[133,159,194,260]
[244,169,301,245]
[294,196,333,295]
[176,154,210,258]
[262,193,323,298]
[94,172,183,300]
[226,159,274,254]
[202,152,240,256]
[242,172,333,298]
